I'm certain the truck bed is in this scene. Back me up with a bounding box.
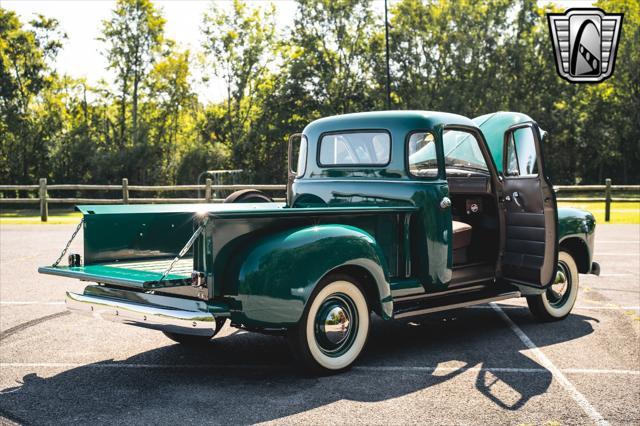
[40,202,419,292]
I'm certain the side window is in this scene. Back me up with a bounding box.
[505,127,538,177]
[319,132,390,166]
[407,132,438,178]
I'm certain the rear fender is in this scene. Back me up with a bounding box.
[234,224,392,328]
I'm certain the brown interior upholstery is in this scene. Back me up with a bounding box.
[452,221,472,250]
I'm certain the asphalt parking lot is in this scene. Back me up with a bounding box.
[0,224,638,425]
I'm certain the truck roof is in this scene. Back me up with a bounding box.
[303,110,475,137]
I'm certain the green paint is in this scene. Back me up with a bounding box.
[37,264,190,289]
[233,223,392,326]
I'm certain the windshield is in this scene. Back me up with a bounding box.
[409,129,489,176]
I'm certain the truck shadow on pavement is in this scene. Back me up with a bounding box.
[0,306,597,424]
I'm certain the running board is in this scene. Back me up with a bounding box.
[393,290,520,319]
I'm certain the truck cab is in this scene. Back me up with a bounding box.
[290,111,565,297]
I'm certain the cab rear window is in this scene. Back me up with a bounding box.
[319,132,391,166]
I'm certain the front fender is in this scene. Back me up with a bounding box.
[233,224,391,328]
[558,207,596,241]
[557,207,597,273]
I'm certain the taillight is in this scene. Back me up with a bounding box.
[68,254,82,267]
[191,271,206,288]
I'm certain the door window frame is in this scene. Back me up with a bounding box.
[501,122,545,181]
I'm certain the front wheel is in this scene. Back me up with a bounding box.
[527,250,579,321]
[288,274,370,374]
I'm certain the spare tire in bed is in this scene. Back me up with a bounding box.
[223,189,273,203]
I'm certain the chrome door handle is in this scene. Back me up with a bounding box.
[440,197,451,209]
[512,191,522,207]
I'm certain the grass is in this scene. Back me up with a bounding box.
[1,201,638,225]
[0,208,82,225]
[557,201,640,224]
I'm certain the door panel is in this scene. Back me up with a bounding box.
[501,123,557,287]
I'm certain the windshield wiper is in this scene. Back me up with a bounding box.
[446,161,488,173]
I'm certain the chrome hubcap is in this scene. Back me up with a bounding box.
[323,306,351,345]
[547,261,571,308]
[314,293,357,357]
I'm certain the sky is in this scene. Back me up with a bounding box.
[3,0,595,103]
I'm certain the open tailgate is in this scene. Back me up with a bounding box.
[38,257,193,289]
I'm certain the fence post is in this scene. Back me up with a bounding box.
[39,178,48,222]
[604,178,612,222]
[122,178,129,204]
[205,178,212,202]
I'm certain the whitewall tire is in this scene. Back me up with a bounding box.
[527,250,579,321]
[288,274,370,373]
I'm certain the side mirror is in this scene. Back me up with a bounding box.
[287,133,306,206]
[288,133,307,178]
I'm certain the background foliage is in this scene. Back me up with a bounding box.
[1,0,638,186]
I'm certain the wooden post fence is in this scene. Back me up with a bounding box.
[122,178,129,204]
[205,178,212,202]
[1,178,637,222]
[39,178,48,222]
[604,178,612,222]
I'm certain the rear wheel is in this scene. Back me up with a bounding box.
[288,274,370,374]
[163,318,227,345]
[526,250,579,321]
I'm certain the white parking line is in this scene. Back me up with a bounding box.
[470,305,640,311]
[0,301,64,305]
[0,362,638,376]
[355,366,640,375]
[491,303,609,426]
[595,253,639,256]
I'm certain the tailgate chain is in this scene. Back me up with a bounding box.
[158,217,209,282]
[52,218,85,267]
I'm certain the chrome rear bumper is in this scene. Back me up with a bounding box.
[66,286,219,336]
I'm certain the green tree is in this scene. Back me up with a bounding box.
[1,0,638,189]
[288,0,379,115]
[99,0,165,149]
[384,0,514,114]
[591,0,640,184]
[144,49,200,183]
[201,0,280,181]
[0,8,64,183]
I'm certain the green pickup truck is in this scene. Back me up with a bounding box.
[39,111,599,373]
